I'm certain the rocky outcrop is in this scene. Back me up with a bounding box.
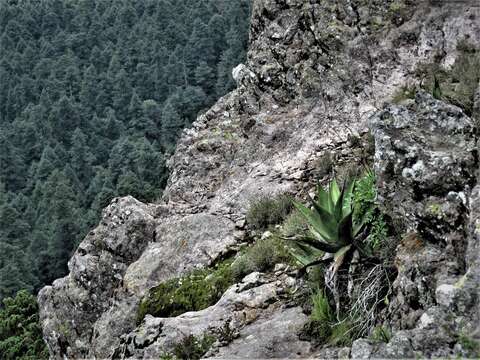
[39,0,480,359]
[113,270,310,359]
[352,91,479,358]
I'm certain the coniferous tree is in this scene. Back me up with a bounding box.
[0,0,252,307]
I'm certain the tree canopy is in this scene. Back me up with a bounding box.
[0,0,251,302]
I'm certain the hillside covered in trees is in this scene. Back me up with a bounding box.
[0,0,251,302]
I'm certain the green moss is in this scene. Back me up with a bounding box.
[370,16,384,31]
[137,260,235,324]
[231,234,293,280]
[389,1,406,12]
[387,1,411,26]
[58,322,71,338]
[246,193,293,230]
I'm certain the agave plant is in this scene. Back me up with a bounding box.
[285,178,373,318]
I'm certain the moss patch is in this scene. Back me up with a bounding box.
[137,260,235,324]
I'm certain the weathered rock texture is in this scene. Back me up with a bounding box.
[357,91,479,358]
[39,0,480,359]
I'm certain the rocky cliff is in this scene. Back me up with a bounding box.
[39,0,480,358]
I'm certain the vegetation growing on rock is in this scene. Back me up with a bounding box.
[137,260,235,324]
[231,234,293,280]
[289,173,395,347]
[158,333,216,360]
[171,334,216,360]
[246,194,293,230]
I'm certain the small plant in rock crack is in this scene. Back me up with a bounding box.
[246,193,293,231]
[171,334,216,360]
[371,326,392,343]
[209,320,238,345]
[299,289,355,347]
[284,178,375,318]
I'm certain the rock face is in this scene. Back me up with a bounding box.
[39,0,480,359]
[359,91,479,358]
[114,271,310,359]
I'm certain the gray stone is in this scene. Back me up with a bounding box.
[38,1,480,359]
[113,272,306,359]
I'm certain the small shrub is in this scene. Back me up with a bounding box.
[311,289,334,323]
[137,260,235,324]
[329,320,354,346]
[353,171,389,253]
[300,289,355,347]
[353,170,376,222]
[231,235,293,280]
[282,210,309,238]
[172,334,215,360]
[246,194,293,230]
[369,215,388,251]
[210,320,238,345]
[371,326,392,343]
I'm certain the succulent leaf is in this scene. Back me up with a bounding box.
[330,180,341,204]
[293,200,336,243]
[316,185,331,213]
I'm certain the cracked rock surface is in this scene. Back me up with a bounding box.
[39,0,479,358]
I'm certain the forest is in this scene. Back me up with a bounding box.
[0,0,251,303]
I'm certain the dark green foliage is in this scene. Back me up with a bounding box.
[0,291,48,360]
[171,334,216,360]
[137,260,235,324]
[299,289,354,347]
[246,194,293,230]
[353,171,389,254]
[286,178,370,272]
[231,235,293,280]
[0,0,251,303]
